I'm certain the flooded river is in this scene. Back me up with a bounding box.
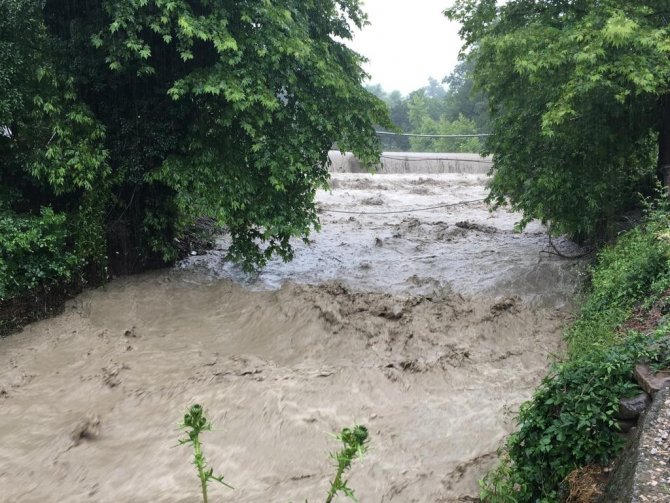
[0,172,584,502]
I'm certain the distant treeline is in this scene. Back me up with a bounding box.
[366,61,490,153]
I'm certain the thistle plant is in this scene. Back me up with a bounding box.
[178,404,232,503]
[325,425,369,503]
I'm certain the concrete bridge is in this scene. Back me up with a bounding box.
[328,150,493,175]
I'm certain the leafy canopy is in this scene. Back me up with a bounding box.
[447,0,670,239]
[0,0,390,301]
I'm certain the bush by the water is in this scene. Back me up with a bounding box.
[0,208,83,299]
[481,203,670,502]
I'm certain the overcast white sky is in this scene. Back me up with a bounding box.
[349,0,463,95]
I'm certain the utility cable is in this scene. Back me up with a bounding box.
[376,131,493,138]
[379,154,493,164]
[319,198,486,215]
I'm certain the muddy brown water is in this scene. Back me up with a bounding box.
[0,173,585,502]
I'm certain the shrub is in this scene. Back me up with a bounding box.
[0,208,82,299]
[585,210,670,313]
[567,204,670,356]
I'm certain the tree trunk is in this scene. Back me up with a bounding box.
[657,94,670,191]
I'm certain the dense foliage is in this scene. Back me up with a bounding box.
[0,0,110,298]
[367,61,489,152]
[481,204,670,502]
[0,209,82,299]
[447,0,670,241]
[0,0,389,301]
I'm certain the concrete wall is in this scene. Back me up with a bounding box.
[601,387,670,502]
[328,151,493,175]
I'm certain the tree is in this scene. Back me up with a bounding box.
[443,60,489,131]
[1,0,389,299]
[0,0,109,299]
[405,88,482,152]
[447,0,670,240]
[368,71,488,154]
[365,84,411,150]
[424,76,448,101]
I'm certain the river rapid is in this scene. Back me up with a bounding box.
[0,172,584,502]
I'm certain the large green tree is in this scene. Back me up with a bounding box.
[1,0,388,299]
[443,60,489,131]
[447,0,670,240]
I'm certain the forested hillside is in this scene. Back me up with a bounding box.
[366,61,490,153]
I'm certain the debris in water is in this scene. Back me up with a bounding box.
[456,220,497,233]
[361,195,384,206]
[491,297,520,315]
[123,326,137,338]
[71,413,101,446]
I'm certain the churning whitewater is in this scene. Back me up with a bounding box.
[0,172,584,502]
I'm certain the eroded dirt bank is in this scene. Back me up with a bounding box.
[0,173,584,502]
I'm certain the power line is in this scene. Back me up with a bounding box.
[380,155,493,164]
[319,198,486,215]
[376,131,493,138]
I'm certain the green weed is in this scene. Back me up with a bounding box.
[178,405,369,503]
[325,425,369,503]
[178,404,232,503]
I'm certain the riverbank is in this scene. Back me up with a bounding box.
[0,281,82,337]
[481,203,670,502]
